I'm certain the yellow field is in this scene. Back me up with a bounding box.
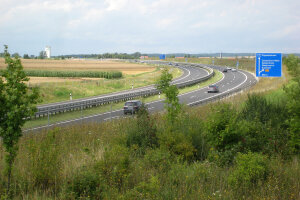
[0,58,155,75]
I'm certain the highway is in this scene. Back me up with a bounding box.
[25,62,257,132]
[35,62,211,117]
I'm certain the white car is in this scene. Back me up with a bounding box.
[232,68,237,72]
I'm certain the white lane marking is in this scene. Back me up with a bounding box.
[148,107,155,110]
[24,109,124,132]
[190,96,195,98]
[145,70,225,105]
[104,116,120,121]
[39,65,191,108]
[187,71,248,106]
[24,67,222,132]
[171,66,191,83]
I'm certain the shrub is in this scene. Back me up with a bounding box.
[159,130,196,162]
[143,148,173,172]
[65,166,107,199]
[126,104,158,154]
[121,176,160,200]
[94,145,131,190]
[228,152,269,189]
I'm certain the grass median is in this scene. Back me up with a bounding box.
[23,70,222,129]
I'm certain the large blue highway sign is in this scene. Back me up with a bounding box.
[256,53,282,77]
[159,54,166,59]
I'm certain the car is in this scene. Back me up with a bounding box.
[227,67,232,70]
[174,63,179,66]
[207,85,219,93]
[232,68,237,72]
[223,68,228,72]
[124,100,142,114]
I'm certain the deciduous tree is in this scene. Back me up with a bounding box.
[0,45,39,197]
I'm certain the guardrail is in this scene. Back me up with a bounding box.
[34,62,214,118]
[188,70,257,107]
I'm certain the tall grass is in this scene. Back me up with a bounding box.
[0,70,123,79]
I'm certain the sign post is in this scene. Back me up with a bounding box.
[256,53,282,77]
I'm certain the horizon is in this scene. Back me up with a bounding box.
[1,0,299,56]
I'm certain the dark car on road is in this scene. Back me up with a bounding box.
[207,85,219,93]
[223,68,228,72]
[124,100,142,114]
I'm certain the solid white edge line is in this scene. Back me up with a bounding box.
[24,67,221,132]
[187,71,248,106]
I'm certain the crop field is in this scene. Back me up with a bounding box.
[0,58,155,74]
[0,58,182,104]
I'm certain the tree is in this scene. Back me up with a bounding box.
[38,51,46,59]
[12,53,20,58]
[23,54,30,59]
[284,54,300,153]
[156,69,181,125]
[0,45,39,197]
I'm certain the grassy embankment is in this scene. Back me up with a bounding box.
[1,58,299,199]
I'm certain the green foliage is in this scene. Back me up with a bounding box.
[94,145,131,190]
[26,129,61,190]
[228,152,269,189]
[126,104,158,154]
[0,45,39,196]
[121,176,160,200]
[156,69,181,126]
[240,94,288,127]
[283,55,300,153]
[143,148,173,172]
[0,70,123,79]
[65,166,106,200]
[159,130,196,162]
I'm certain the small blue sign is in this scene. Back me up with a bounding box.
[236,60,239,68]
[159,54,166,59]
[256,53,282,77]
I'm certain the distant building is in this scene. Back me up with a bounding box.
[175,57,184,59]
[140,56,149,59]
[45,46,51,58]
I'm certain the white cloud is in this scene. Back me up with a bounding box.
[0,0,299,55]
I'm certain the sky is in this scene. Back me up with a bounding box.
[0,0,300,56]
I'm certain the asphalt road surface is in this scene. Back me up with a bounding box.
[25,63,256,133]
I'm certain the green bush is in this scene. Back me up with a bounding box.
[228,152,269,189]
[65,166,106,199]
[159,130,196,162]
[121,176,160,200]
[94,145,131,190]
[126,104,158,155]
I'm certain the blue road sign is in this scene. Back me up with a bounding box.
[159,54,166,59]
[236,60,239,68]
[256,53,282,77]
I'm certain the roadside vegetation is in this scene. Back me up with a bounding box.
[0,55,299,199]
[0,70,123,79]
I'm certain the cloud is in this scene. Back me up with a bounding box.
[0,0,299,55]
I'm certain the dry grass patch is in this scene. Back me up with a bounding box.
[0,58,155,75]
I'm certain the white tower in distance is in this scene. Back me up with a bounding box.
[45,46,51,58]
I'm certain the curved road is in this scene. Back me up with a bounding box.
[37,64,209,110]
[25,63,256,132]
